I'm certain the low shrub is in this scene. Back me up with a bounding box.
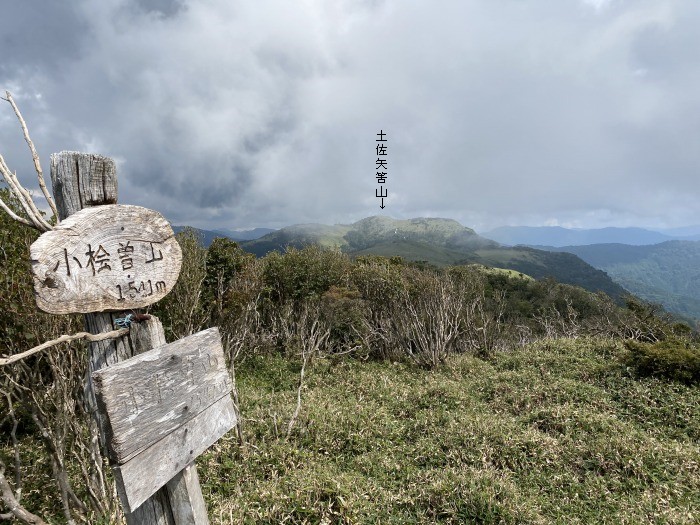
[624,338,700,384]
[320,285,369,353]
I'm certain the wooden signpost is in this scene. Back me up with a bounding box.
[30,204,182,314]
[93,328,236,513]
[37,151,234,524]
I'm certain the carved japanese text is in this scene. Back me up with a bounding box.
[30,204,182,314]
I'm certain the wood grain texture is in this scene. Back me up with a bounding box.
[126,489,174,525]
[50,151,117,221]
[166,465,210,525]
[114,395,236,514]
[93,328,231,463]
[50,151,207,524]
[30,204,182,314]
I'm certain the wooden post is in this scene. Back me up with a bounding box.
[50,151,210,525]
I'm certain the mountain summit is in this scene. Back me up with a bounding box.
[242,216,497,255]
[241,216,625,300]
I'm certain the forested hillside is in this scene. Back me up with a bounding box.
[543,241,700,321]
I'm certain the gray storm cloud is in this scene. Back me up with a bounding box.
[1,0,699,231]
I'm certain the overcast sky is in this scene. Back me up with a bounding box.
[1,0,699,232]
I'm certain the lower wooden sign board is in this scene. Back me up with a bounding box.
[92,327,236,513]
[115,396,235,513]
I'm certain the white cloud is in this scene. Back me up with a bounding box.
[581,0,614,12]
[1,0,700,231]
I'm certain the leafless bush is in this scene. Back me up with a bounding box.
[353,313,400,362]
[513,323,536,347]
[533,297,581,340]
[215,264,268,445]
[461,287,508,357]
[581,293,674,343]
[268,302,330,439]
[389,272,465,369]
[1,328,120,524]
[273,302,330,360]
[357,267,509,364]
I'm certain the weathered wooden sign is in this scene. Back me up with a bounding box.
[30,204,182,314]
[92,328,236,513]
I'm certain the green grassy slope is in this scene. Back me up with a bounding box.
[201,339,700,523]
[243,216,494,257]
[345,216,492,251]
[350,239,474,267]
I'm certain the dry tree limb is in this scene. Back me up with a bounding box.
[286,347,309,440]
[0,155,52,231]
[70,441,107,517]
[2,392,22,501]
[2,91,58,222]
[30,411,79,524]
[0,462,48,525]
[0,328,129,366]
[0,91,55,232]
[0,155,49,231]
[0,160,51,231]
[285,313,330,440]
[0,190,35,228]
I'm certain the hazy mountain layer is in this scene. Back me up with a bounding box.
[483,226,675,247]
[542,241,700,320]
[214,227,276,241]
[173,225,274,247]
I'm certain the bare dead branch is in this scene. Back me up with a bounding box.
[0,92,54,232]
[3,91,59,222]
[0,156,47,231]
[11,170,52,232]
[286,345,309,440]
[285,305,330,440]
[0,194,36,228]
[30,411,75,524]
[0,463,48,525]
[0,328,129,366]
[1,162,51,231]
[2,392,21,502]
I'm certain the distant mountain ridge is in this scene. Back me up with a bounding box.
[657,225,700,238]
[482,226,680,246]
[242,217,498,255]
[241,216,627,300]
[213,227,277,241]
[173,225,274,246]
